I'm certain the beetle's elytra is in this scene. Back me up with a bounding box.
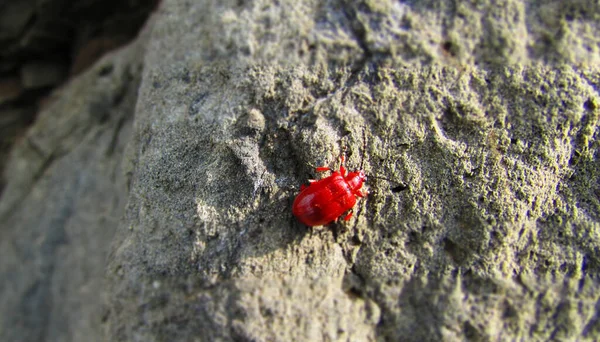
[292,156,367,226]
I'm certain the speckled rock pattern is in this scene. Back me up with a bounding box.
[105,0,600,341]
[1,0,599,341]
[0,35,146,341]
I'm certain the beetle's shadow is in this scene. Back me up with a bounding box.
[231,188,355,272]
[234,191,310,258]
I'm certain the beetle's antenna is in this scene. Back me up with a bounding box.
[360,129,367,171]
[353,129,368,230]
[368,174,397,182]
[339,144,348,175]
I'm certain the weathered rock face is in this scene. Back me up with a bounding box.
[104,0,600,340]
[0,0,160,193]
[2,0,600,341]
[0,32,146,341]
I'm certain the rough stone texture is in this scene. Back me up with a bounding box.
[0,0,160,194]
[0,31,146,341]
[1,0,600,341]
[104,0,600,340]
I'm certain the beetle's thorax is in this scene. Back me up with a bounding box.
[345,170,366,193]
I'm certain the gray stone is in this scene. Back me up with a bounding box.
[1,0,600,341]
[0,106,35,193]
[0,23,149,341]
[103,0,600,341]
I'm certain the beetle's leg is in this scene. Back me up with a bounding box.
[301,180,318,190]
[339,155,347,176]
[343,210,353,221]
[356,189,369,198]
[315,166,332,172]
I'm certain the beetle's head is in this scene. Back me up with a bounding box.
[346,170,366,192]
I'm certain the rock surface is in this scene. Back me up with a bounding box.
[1,0,600,341]
[0,0,160,193]
[0,30,146,341]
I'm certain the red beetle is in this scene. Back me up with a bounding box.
[292,155,367,226]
